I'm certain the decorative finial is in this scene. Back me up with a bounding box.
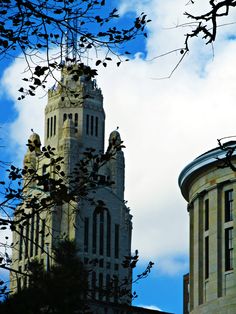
[31,128,34,133]
[116,126,119,130]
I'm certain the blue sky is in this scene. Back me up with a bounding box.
[2,0,236,313]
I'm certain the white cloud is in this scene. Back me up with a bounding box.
[137,304,162,311]
[2,0,236,275]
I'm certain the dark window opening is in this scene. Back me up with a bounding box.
[205,199,209,231]
[63,113,67,122]
[225,190,233,222]
[92,271,96,299]
[115,224,119,259]
[225,227,233,271]
[30,214,34,257]
[205,236,209,279]
[53,116,56,135]
[99,211,104,255]
[19,226,23,260]
[50,117,53,137]
[92,212,97,254]
[99,273,103,301]
[86,114,89,135]
[91,115,94,135]
[75,113,78,133]
[41,219,45,254]
[84,217,89,252]
[106,274,110,302]
[95,117,98,136]
[107,213,111,257]
[68,113,72,120]
[24,218,29,259]
[47,118,49,138]
[35,213,40,256]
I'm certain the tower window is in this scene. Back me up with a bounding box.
[225,190,233,222]
[75,113,78,133]
[53,116,56,135]
[225,227,233,271]
[99,273,103,301]
[86,114,89,135]
[50,117,53,137]
[92,271,96,299]
[205,199,209,231]
[106,274,110,302]
[95,117,98,136]
[107,213,111,257]
[114,224,120,259]
[63,113,67,122]
[99,211,104,255]
[47,118,49,138]
[68,113,72,120]
[205,236,209,279]
[30,213,35,257]
[92,212,97,254]
[35,213,40,256]
[41,219,45,254]
[24,218,29,259]
[19,226,23,260]
[84,217,89,253]
[91,115,94,135]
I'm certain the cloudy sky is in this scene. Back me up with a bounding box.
[2,0,236,313]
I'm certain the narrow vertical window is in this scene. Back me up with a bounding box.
[92,271,96,299]
[225,227,233,271]
[92,212,97,254]
[41,219,45,254]
[91,115,94,135]
[50,117,53,137]
[84,217,89,252]
[30,213,34,257]
[205,236,209,279]
[47,118,49,138]
[68,113,72,119]
[225,190,233,222]
[75,113,78,133]
[86,114,89,135]
[35,213,40,255]
[107,212,111,257]
[114,224,119,259]
[95,117,98,137]
[99,212,104,255]
[106,274,110,301]
[53,116,56,135]
[19,226,23,260]
[205,199,209,231]
[63,113,67,122]
[99,273,103,301]
[24,218,29,259]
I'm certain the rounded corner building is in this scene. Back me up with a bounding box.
[179,141,236,314]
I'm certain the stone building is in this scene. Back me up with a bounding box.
[179,141,236,314]
[9,65,171,314]
[10,65,132,303]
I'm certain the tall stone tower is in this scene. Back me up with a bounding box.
[10,65,133,304]
[179,141,236,314]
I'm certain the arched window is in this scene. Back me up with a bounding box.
[68,113,72,120]
[93,209,111,257]
[63,113,67,122]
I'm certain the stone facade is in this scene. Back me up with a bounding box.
[10,65,132,304]
[179,141,236,314]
